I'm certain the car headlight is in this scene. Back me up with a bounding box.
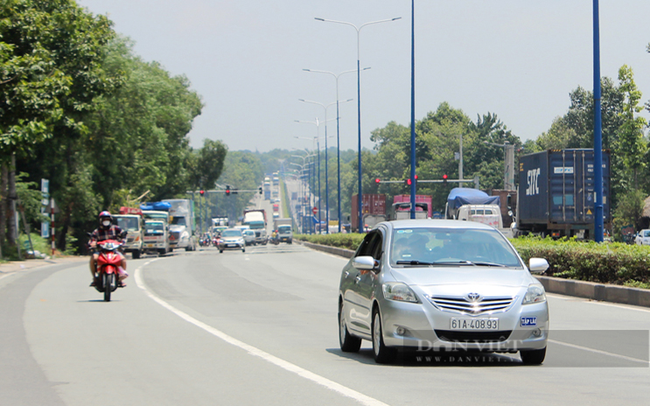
[522,283,546,305]
[382,282,419,303]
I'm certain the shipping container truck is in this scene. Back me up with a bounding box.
[392,195,433,220]
[351,194,387,232]
[515,149,611,239]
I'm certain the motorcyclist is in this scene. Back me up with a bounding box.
[89,211,128,287]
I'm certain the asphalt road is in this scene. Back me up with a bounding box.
[1,244,650,406]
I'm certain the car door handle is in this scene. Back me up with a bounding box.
[355,275,362,284]
[344,271,350,278]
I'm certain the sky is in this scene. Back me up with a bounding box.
[76,0,650,153]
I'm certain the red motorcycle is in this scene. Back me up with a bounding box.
[93,239,124,302]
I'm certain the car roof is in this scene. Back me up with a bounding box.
[382,219,495,230]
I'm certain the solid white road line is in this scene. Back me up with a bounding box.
[135,259,390,406]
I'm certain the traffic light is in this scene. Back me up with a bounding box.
[375,178,381,184]
[405,175,417,186]
[225,185,231,196]
[442,174,448,184]
[259,187,263,195]
[199,190,205,196]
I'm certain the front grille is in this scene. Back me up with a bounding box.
[435,330,512,343]
[429,296,514,315]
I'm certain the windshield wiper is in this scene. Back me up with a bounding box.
[396,260,436,266]
[466,261,507,267]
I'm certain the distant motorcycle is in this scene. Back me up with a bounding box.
[199,236,212,247]
[92,239,124,302]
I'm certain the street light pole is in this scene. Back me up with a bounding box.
[315,16,401,232]
[303,68,364,233]
[299,98,353,234]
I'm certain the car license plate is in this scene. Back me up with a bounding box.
[450,318,499,330]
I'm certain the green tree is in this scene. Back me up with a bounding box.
[1,0,117,255]
[616,65,647,189]
[188,139,228,191]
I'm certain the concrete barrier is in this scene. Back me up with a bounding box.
[298,239,650,309]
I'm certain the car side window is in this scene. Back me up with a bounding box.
[356,231,382,259]
[369,232,383,261]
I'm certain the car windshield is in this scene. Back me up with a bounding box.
[244,231,254,236]
[390,227,522,268]
[643,230,650,237]
[278,226,291,233]
[222,229,242,237]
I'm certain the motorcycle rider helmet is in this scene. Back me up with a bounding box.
[99,211,112,228]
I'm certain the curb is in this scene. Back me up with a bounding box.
[0,256,87,275]
[297,240,650,309]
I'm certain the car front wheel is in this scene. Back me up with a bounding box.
[372,308,396,364]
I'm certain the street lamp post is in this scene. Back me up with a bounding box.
[299,98,353,233]
[290,162,309,233]
[303,68,365,233]
[296,119,335,234]
[315,16,401,232]
[291,152,316,233]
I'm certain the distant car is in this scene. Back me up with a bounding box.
[243,230,256,246]
[338,219,550,365]
[217,228,245,253]
[635,229,650,245]
[272,212,279,219]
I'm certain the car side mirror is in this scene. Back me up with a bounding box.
[352,256,376,271]
[529,258,549,274]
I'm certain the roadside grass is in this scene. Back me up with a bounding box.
[296,233,650,287]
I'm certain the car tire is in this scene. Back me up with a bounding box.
[219,250,223,253]
[520,347,546,365]
[242,248,245,253]
[339,302,361,352]
[372,308,397,364]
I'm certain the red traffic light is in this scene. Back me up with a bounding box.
[442,174,448,182]
[406,179,412,186]
[225,185,231,196]
[375,178,381,184]
[199,190,205,196]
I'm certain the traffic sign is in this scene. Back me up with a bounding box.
[312,207,317,215]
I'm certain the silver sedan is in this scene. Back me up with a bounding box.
[338,220,549,364]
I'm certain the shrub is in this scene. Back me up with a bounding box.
[297,233,650,287]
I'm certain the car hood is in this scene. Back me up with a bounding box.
[388,267,534,290]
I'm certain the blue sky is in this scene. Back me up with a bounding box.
[77,0,650,152]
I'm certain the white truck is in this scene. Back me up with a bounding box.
[445,188,503,229]
[163,199,197,251]
[273,218,293,244]
[243,209,267,245]
[114,207,145,259]
[143,220,171,256]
